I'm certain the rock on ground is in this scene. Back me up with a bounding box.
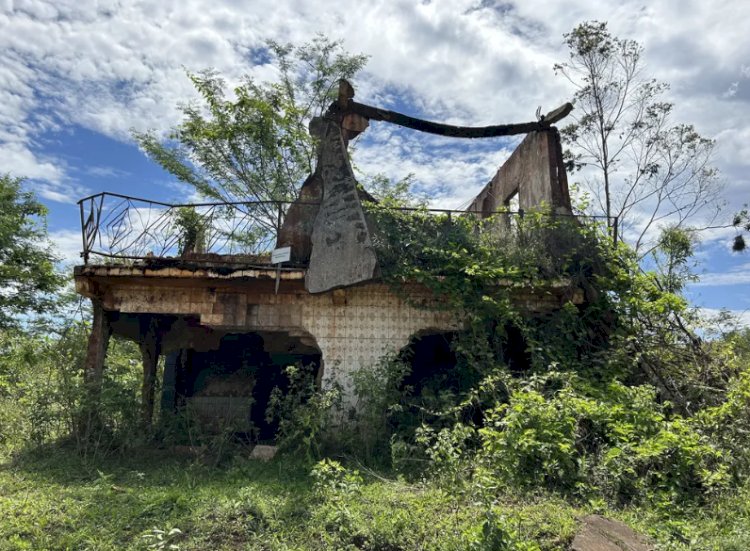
[249,445,278,461]
[571,515,653,551]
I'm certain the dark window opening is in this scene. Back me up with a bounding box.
[498,323,531,374]
[391,332,472,431]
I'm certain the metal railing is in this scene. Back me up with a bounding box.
[77,192,616,268]
[78,192,307,267]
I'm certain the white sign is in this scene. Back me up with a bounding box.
[271,246,291,264]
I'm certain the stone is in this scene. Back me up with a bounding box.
[571,515,653,551]
[250,444,278,461]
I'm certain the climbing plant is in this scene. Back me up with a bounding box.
[354,203,738,507]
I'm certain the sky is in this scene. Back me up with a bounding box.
[1,0,749,325]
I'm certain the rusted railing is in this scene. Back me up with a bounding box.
[77,192,616,267]
[78,192,307,266]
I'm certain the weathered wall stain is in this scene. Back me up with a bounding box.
[305,116,379,293]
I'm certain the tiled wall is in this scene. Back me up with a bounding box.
[106,281,459,403]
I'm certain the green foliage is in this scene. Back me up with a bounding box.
[359,173,427,208]
[367,204,615,379]
[308,459,364,548]
[358,201,743,518]
[134,36,367,204]
[464,509,543,551]
[653,226,698,293]
[477,374,726,505]
[174,207,205,255]
[350,352,412,464]
[367,204,610,303]
[0,174,64,327]
[695,329,750,479]
[0,318,142,459]
[0,445,584,550]
[266,364,342,461]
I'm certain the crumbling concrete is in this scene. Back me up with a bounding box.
[74,82,582,432]
[305,116,379,293]
[74,264,582,410]
[467,129,571,216]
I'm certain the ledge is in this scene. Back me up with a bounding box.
[74,263,306,281]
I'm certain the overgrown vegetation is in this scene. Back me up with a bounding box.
[3,25,750,551]
[3,198,750,548]
[0,317,144,462]
[349,204,750,547]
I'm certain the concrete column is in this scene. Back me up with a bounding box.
[160,350,181,416]
[139,317,161,430]
[83,300,112,406]
[316,336,409,413]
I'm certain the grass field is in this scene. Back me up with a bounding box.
[0,445,580,550]
[2,444,749,550]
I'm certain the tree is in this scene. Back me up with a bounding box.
[134,36,368,205]
[555,21,722,257]
[0,174,64,327]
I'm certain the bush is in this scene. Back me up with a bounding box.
[266,364,342,461]
[0,320,143,459]
[696,363,750,479]
[475,373,727,505]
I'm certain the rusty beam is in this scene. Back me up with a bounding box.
[334,79,573,139]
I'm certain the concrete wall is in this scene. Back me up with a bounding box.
[76,264,582,407]
[77,271,458,401]
[467,129,572,215]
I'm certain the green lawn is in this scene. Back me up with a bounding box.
[0,446,579,550]
[2,445,748,550]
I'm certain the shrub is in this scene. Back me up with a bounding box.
[266,364,342,461]
[0,322,142,459]
[475,374,727,505]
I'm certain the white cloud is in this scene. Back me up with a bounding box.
[697,307,750,330]
[0,0,747,225]
[49,228,84,266]
[84,166,130,178]
[0,141,64,183]
[696,262,750,286]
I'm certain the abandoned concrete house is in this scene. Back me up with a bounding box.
[74,81,588,441]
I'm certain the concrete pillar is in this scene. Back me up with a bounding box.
[83,300,112,407]
[160,350,181,416]
[139,317,161,430]
[316,335,412,413]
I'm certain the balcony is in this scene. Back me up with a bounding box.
[76,192,614,281]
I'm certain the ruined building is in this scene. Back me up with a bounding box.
[74,81,585,439]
